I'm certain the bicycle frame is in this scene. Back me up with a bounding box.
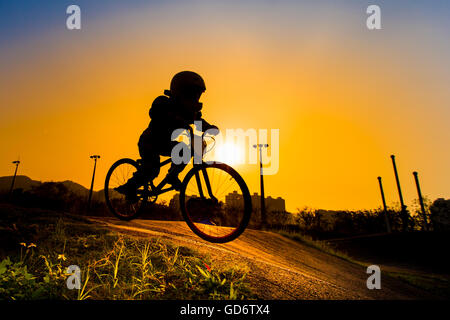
[144,127,218,202]
[145,157,175,196]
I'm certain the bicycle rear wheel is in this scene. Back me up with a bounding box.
[104,158,147,220]
[180,162,252,243]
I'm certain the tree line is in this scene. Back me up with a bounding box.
[2,181,449,239]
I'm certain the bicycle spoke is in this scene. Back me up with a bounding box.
[105,159,145,220]
[182,164,250,242]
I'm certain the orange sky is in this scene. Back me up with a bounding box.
[1,1,449,212]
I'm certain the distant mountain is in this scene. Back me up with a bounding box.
[60,180,90,197]
[0,175,105,201]
[0,175,40,193]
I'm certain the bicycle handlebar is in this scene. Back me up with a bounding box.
[185,125,216,155]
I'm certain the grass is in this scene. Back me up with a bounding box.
[276,230,361,265]
[275,229,450,298]
[0,203,255,300]
[385,272,450,298]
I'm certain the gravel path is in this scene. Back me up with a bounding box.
[88,217,436,300]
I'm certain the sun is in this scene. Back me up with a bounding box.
[213,142,245,165]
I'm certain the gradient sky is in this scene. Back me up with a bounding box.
[1,0,449,212]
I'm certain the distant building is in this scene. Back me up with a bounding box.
[169,193,180,210]
[250,192,286,212]
[171,190,287,213]
[169,193,198,211]
[225,191,286,213]
[225,190,244,209]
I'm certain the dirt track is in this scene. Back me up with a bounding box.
[88,217,436,300]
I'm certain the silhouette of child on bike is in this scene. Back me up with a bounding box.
[115,71,218,201]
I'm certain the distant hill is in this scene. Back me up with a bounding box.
[0,175,40,193]
[0,175,105,201]
[60,180,90,197]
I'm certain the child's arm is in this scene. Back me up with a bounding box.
[195,113,218,133]
[169,112,191,130]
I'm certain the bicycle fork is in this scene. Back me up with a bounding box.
[195,167,218,203]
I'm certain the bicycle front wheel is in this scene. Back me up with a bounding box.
[104,158,147,220]
[180,162,252,243]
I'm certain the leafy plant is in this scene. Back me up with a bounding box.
[0,257,51,300]
[0,204,255,300]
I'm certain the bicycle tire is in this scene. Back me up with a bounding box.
[179,162,252,243]
[104,158,147,221]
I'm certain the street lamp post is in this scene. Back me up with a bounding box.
[390,155,409,231]
[413,171,428,231]
[253,144,269,228]
[88,155,101,209]
[377,176,391,233]
[9,160,21,195]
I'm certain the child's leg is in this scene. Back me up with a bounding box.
[156,135,203,189]
[160,141,190,189]
[138,140,161,183]
[115,134,160,199]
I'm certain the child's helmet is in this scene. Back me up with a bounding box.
[169,71,206,98]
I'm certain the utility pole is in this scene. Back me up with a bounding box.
[413,171,429,231]
[377,176,391,233]
[88,155,100,209]
[253,144,269,228]
[9,160,21,195]
[390,155,409,231]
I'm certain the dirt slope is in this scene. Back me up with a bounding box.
[88,217,436,300]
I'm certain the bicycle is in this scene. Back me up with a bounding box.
[104,128,252,243]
